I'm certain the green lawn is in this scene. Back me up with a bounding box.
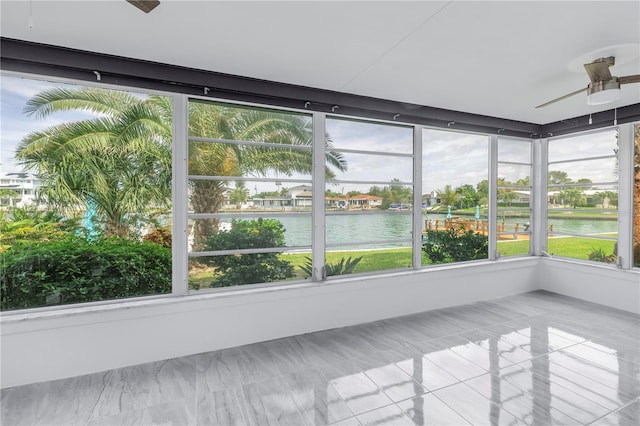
[496,239,531,257]
[190,236,618,289]
[496,235,617,260]
[547,236,617,260]
[547,210,618,220]
[450,207,618,220]
[190,248,417,289]
[283,248,415,278]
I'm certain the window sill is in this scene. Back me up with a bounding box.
[1,256,538,324]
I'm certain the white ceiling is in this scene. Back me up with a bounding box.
[1,0,639,125]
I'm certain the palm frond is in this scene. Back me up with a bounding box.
[16,121,115,170]
[23,87,141,119]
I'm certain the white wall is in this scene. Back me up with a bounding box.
[1,258,538,388]
[539,257,640,315]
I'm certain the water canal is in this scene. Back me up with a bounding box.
[222,212,617,249]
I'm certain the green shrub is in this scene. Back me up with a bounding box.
[1,237,171,310]
[588,247,617,263]
[203,218,294,287]
[299,255,363,278]
[0,207,80,250]
[143,226,172,248]
[422,227,488,264]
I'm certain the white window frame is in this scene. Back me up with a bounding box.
[2,70,637,315]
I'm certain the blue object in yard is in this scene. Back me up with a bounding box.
[84,198,99,241]
[475,205,480,220]
[446,205,452,219]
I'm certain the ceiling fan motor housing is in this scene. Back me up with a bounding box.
[587,78,621,105]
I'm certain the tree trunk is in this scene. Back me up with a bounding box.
[104,218,128,238]
[190,180,225,250]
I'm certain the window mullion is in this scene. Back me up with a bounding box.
[617,123,634,269]
[413,125,423,269]
[489,135,498,259]
[312,112,326,281]
[172,94,189,295]
[532,138,548,256]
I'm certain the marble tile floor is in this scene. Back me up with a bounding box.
[2,290,639,426]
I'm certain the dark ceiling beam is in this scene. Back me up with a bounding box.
[2,38,637,138]
[0,38,541,138]
[540,104,640,137]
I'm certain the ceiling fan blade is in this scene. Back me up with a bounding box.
[584,59,613,83]
[127,0,160,13]
[619,75,640,84]
[535,87,588,109]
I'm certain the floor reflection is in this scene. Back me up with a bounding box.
[2,291,638,426]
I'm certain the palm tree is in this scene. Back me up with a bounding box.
[17,89,346,244]
[16,88,172,237]
[437,184,457,208]
[548,170,572,185]
[501,190,518,207]
[228,181,249,208]
[188,101,346,248]
[559,188,585,208]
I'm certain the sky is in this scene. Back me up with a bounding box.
[1,74,619,195]
[0,75,96,174]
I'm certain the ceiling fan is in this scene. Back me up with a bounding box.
[536,56,640,108]
[126,0,160,14]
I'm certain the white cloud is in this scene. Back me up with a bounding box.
[422,129,489,191]
[0,76,57,100]
[1,76,622,192]
[327,118,413,154]
[1,76,114,172]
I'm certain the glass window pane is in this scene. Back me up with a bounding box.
[548,129,618,162]
[497,209,530,235]
[548,158,617,185]
[497,137,531,257]
[328,152,413,183]
[547,187,618,235]
[325,119,413,277]
[497,220,531,256]
[498,164,531,187]
[498,138,531,162]
[188,141,312,179]
[326,118,413,154]
[325,183,413,212]
[547,238,617,262]
[547,185,618,211]
[0,76,173,310]
[422,129,489,265]
[188,141,312,178]
[188,180,312,214]
[326,244,413,276]
[423,130,488,193]
[326,211,412,247]
[189,216,311,253]
[188,251,307,290]
[547,130,618,263]
[189,100,312,144]
[188,99,326,289]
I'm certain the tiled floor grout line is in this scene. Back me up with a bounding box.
[585,398,640,425]
[326,312,632,426]
[3,291,638,426]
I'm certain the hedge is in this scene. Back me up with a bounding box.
[422,228,489,264]
[1,237,171,310]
